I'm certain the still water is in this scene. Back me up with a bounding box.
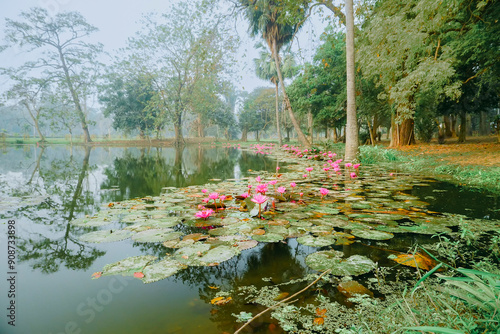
[0,145,498,334]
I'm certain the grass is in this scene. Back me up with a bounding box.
[357,145,500,194]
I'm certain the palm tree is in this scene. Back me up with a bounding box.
[241,0,311,147]
[254,45,297,146]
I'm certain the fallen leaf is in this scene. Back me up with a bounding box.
[313,317,324,325]
[252,229,266,235]
[91,272,102,279]
[315,308,327,317]
[211,296,224,304]
[273,292,289,301]
[208,286,219,290]
[133,272,145,278]
[392,252,438,271]
[337,281,374,298]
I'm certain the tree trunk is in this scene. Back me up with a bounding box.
[390,114,415,147]
[197,114,204,137]
[174,111,184,147]
[256,130,260,142]
[344,0,359,161]
[479,111,489,136]
[444,115,453,137]
[451,114,457,137]
[24,104,45,142]
[458,110,466,143]
[333,127,338,143]
[241,127,248,142]
[307,109,313,144]
[271,39,310,148]
[273,81,282,146]
[325,126,329,139]
[57,47,91,143]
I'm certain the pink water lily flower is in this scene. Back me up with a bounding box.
[319,188,329,200]
[276,186,286,194]
[268,180,278,185]
[353,163,361,169]
[201,189,208,194]
[240,193,249,198]
[251,193,268,204]
[219,195,226,201]
[195,209,215,220]
[208,192,219,200]
[305,167,313,172]
[256,183,268,194]
[345,163,352,168]
[290,182,296,188]
[251,193,268,218]
[276,167,280,170]
[350,172,357,178]
[255,176,262,183]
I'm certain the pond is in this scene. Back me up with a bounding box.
[0,144,499,334]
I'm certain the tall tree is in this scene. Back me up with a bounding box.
[344,0,358,160]
[2,7,103,143]
[239,0,311,147]
[123,1,237,147]
[254,45,297,146]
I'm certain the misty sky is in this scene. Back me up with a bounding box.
[0,0,329,95]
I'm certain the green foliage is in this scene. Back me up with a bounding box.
[238,87,276,139]
[99,74,162,137]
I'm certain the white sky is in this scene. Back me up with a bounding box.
[0,0,330,95]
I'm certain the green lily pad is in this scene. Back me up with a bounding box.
[350,229,394,240]
[252,233,284,243]
[162,238,194,249]
[141,258,186,283]
[174,244,239,266]
[70,216,115,227]
[79,229,133,243]
[305,251,376,276]
[132,229,183,243]
[123,218,180,232]
[102,255,157,276]
[296,235,336,247]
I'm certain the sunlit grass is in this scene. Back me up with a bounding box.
[357,145,500,193]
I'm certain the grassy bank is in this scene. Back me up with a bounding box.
[357,145,500,194]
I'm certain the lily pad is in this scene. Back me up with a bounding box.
[252,233,284,243]
[174,244,239,266]
[79,229,133,243]
[102,255,157,276]
[132,229,183,243]
[296,235,336,247]
[350,229,394,240]
[70,216,115,227]
[141,258,186,283]
[123,218,180,232]
[305,251,376,276]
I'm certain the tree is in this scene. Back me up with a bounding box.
[3,7,103,143]
[239,0,311,147]
[43,87,80,145]
[238,87,275,141]
[123,1,238,146]
[344,0,358,160]
[4,72,48,142]
[254,44,297,146]
[99,74,161,138]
